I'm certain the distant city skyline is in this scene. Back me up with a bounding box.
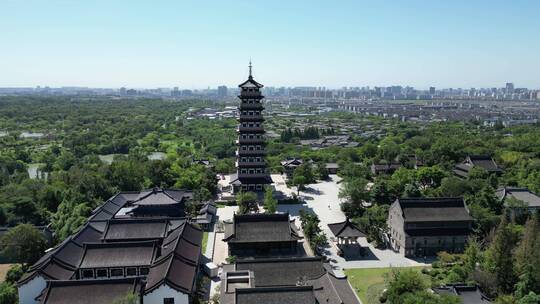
[0,1,539,88]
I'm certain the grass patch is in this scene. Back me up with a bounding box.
[202,231,209,254]
[344,266,426,304]
[0,264,13,283]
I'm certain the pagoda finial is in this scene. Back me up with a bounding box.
[248,60,253,78]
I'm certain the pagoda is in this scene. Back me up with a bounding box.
[229,62,272,193]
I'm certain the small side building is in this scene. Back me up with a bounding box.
[223,213,302,257]
[371,162,401,175]
[496,187,540,214]
[454,155,503,178]
[280,158,303,178]
[325,163,339,174]
[327,218,365,245]
[434,285,492,303]
[387,197,473,257]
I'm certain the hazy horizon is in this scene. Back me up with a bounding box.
[1,0,539,89]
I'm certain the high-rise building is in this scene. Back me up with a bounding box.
[217,85,228,98]
[429,87,436,95]
[172,86,179,97]
[229,63,272,193]
[506,83,515,94]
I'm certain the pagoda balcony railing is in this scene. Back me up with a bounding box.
[236,138,265,144]
[237,172,270,178]
[236,150,267,156]
[236,161,266,167]
[238,103,264,110]
[238,114,265,121]
[239,92,264,98]
[236,126,265,133]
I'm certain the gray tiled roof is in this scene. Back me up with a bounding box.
[434,285,492,303]
[79,241,157,268]
[497,187,540,208]
[454,155,503,178]
[19,189,202,300]
[328,218,365,238]
[224,213,300,243]
[468,155,502,172]
[235,286,316,304]
[39,278,143,304]
[134,191,179,206]
[145,222,202,294]
[397,197,473,222]
[102,219,170,241]
[236,257,326,286]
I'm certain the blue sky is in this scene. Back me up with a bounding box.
[0,0,539,89]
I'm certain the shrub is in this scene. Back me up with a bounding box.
[5,264,24,284]
[0,282,18,304]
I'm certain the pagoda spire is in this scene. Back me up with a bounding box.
[248,60,253,78]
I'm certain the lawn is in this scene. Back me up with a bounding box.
[345,267,427,304]
[0,264,13,283]
[202,231,209,254]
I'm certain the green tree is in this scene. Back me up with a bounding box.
[51,198,92,241]
[354,204,388,246]
[236,191,257,214]
[298,210,326,252]
[514,215,540,298]
[389,168,417,196]
[263,186,277,214]
[385,268,429,304]
[484,217,520,294]
[463,237,481,275]
[339,177,369,218]
[402,290,461,304]
[517,292,540,304]
[438,177,470,197]
[291,175,307,195]
[7,196,43,225]
[0,224,47,265]
[5,264,24,284]
[379,141,400,162]
[314,162,329,180]
[108,158,145,191]
[495,295,517,304]
[416,166,447,188]
[0,282,18,304]
[469,166,490,180]
[294,163,315,184]
[403,183,422,198]
[371,179,394,205]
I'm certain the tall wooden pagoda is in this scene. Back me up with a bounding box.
[229,62,272,193]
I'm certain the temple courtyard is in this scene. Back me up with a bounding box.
[212,174,431,270]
